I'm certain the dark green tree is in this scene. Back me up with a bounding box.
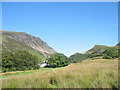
[2,50,39,72]
[2,51,15,72]
[47,53,69,68]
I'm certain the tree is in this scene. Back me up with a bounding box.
[2,50,39,72]
[2,51,15,72]
[47,53,69,68]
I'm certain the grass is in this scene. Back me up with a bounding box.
[2,59,118,88]
[0,68,57,79]
[28,50,46,63]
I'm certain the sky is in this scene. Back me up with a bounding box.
[2,2,118,56]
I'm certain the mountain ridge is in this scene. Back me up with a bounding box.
[1,30,56,59]
[69,44,118,62]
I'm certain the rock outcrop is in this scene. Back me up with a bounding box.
[1,30,56,57]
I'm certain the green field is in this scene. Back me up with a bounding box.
[1,59,118,88]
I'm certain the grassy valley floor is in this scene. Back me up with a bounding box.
[1,59,118,88]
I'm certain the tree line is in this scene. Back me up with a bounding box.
[2,50,39,72]
[2,47,118,72]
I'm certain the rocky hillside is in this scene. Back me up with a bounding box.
[1,30,56,59]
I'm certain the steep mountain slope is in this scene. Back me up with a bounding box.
[1,30,56,62]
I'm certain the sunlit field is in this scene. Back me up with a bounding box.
[2,59,118,88]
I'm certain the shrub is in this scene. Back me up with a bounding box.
[102,48,118,59]
[103,55,112,59]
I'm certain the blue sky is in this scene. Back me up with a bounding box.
[2,2,118,56]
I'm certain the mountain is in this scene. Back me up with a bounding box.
[69,44,118,62]
[86,45,118,59]
[86,45,111,54]
[69,53,89,63]
[1,30,56,63]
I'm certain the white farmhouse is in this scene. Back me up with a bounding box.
[39,63,47,68]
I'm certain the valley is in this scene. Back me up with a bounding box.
[0,30,119,88]
[1,59,118,88]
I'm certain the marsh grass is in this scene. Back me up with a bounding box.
[2,59,118,88]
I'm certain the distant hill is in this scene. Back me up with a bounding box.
[86,45,110,54]
[1,30,56,63]
[69,44,118,63]
[86,45,118,59]
[69,53,89,63]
